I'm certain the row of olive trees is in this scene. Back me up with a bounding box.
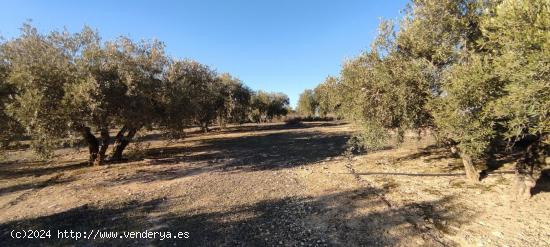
[249,91,290,123]
[303,0,549,197]
[296,89,318,117]
[296,76,341,118]
[0,24,289,165]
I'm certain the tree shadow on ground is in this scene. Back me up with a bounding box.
[389,144,466,173]
[0,188,468,246]
[0,161,88,180]
[135,121,345,143]
[532,168,550,196]
[0,121,343,168]
[0,173,75,199]
[0,122,351,196]
[105,125,351,185]
[393,144,456,164]
[0,198,166,246]
[479,153,522,180]
[354,172,466,177]
[182,130,350,171]
[389,144,521,180]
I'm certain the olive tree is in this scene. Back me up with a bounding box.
[336,19,435,150]
[0,46,24,148]
[485,0,549,180]
[266,92,290,121]
[314,76,340,117]
[92,37,168,162]
[313,0,490,181]
[159,60,195,137]
[63,32,168,163]
[395,0,492,182]
[431,0,549,186]
[304,0,547,189]
[250,91,290,122]
[250,90,269,123]
[430,54,499,181]
[2,24,81,158]
[296,89,318,117]
[3,24,168,164]
[164,60,223,132]
[434,0,550,191]
[218,73,252,125]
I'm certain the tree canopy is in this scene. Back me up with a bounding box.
[296,89,318,117]
[249,90,290,123]
[0,23,289,164]
[303,0,549,193]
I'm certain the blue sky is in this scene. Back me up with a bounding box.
[0,0,408,107]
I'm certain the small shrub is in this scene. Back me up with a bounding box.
[346,135,366,155]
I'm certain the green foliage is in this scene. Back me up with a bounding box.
[165,60,223,132]
[2,24,171,161]
[430,54,500,156]
[162,62,256,131]
[296,89,318,117]
[218,73,252,124]
[160,60,198,135]
[334,19,436,149]
[2,24,81,157]
[284,115,334,125]
[396,0,484,67]
[314,76,340,117]
[0,47,25,148]
[302,0,496,154]
[483,0,550,144]
[3,0,547,179]
[250,91,290,122]
[305,0,548,182]
[0,23,260,162]
[351,120,391,151]
[0,22,290,161]
[432,0,550,156]
[266,92,290,121]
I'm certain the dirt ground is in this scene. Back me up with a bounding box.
[0,121,549,246]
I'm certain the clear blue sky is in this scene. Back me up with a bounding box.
[0,0,408,107]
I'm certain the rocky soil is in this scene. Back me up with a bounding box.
[1,122,548,246]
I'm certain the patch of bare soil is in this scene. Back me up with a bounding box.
[0,121,548,246]
[347,136,550,247]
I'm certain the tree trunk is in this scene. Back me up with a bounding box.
[219,117,226,129]
[81,127,99,165]
[93,126,110,166]
[396,128,405,144]
[113,125,128,145]
[460,152,480,183]
[111,126,138,161]
[513,140,540,200]
[110,127,126,161]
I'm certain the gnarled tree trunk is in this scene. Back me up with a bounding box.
[93,126,110,166]
[513,139,541,200]
[111,126,138,161]
[218,116,227,129]
[459,152,480,183]
[81,127,99,165]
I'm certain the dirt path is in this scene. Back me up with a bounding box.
[0,122,548,246]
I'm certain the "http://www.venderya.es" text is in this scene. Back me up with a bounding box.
[10,229,190,241]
